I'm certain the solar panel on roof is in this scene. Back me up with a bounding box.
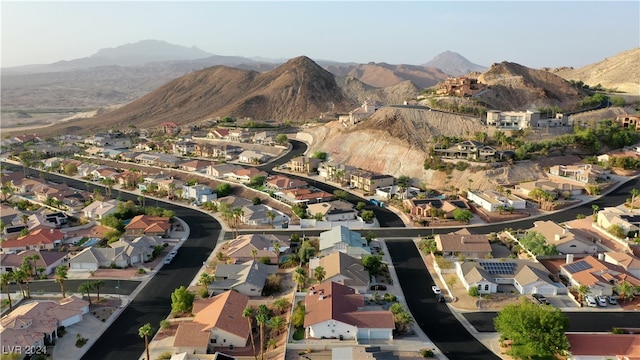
[479,261,517,275]
[564,260,592,274]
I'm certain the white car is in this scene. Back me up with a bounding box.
[432,285,442,295]
[585,295,597,308]
[596,295,608,307]
[169,249,178,257]
[164,256,173,265]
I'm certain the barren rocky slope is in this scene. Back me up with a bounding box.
[336,77,421,106]
[551,48,640,95]
[325,62,448,88]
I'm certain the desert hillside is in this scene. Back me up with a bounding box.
[551,48,640,95]
[302,119,544,191]
[476,62,585,110]
[336,77,421,106]
[423,51,487,76]
[325,62,447,88]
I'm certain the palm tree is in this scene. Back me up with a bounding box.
[251,249,258,261]
[575,285,591,306]
[199,273,213,290]
[294,267,307,292]
[78,282,93,305]
[138,323,154,360]
[313,266,326,283]
[272,242,281,264]
[271,298,291,315]
[25,254,40,277]
[20,260,35,298]
[21,214,29,226]
[55,265,68,297]
[243,307,258,360]
[12,269,27,298]
[266,211,275,228]
[614,281,636,303]
[268,315,286,337]
[92,280,104,302]
[232,207,244,238]
[631,188,640,208]
[1,272,14,311]
[256,305,269,360]
[592,204,600,219]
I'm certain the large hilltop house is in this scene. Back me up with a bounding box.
[436,77,486,97]
[340,99,383,126]
[433,140,498,161]
[486,110,542,129]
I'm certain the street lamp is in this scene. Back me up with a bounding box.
[116,279,121,305]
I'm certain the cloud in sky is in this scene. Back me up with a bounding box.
[2,1,638,68]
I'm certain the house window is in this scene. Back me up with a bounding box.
[211,339,216,344]
[477,285,482,290]
[484,285,489,291]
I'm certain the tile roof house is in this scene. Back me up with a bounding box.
[548,164,608,184]
[124,215,170,237]
[209,260,277,296]
[456,259,563,295]
[604,252,640,279]
[289,156,322,174]
[529,221,598,254]
[597,207,640,237]
[208,164,244,178]
[402,198,469,219]
[566,333,640,360]
[0,296,89,350]
[224,234,290,264]
[239,204,286,226]
[303,282,394,340]
[173,291,250,354]
[223,167,268,183]
[435,233,492,258]
[68,236,160,271]
[179,159,213,172]
[307,200,358,222]
[319,226,371,258]
[0,250,67,275]
[433,140,498,161]
[82,199,119,220]
[264,175,308,191]
[1,229,65,254]
[560,255,640,296]
[238,150,270,164]
[214,196,253,209]
[349,171,395,192]
[309,252,370,293]
[274,188,334,205]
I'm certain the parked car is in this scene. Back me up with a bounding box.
[432,285,442,295]
[608,296,618,305]
[596,295,608,307]
[370,284,387,291]
[532,293,550,305]
[164,256,173,265]
[170,249,178,257]
[585,295,597,307]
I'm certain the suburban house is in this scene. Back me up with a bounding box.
[319,226,371,258]
[228,129,252,143]
[596,207,640,237]
[559,255,640,296]
[264,175,308,191]
[307,200,358,222]
[0,296,89,351]
[0,204,22,227]
[237,150,270,164]
[69,236,160,270]
[340,99,383,126]
[289,156,322,174]
[402,198,470,220]
[435,233,492,258]
[124,215,170,237]
[303,282,394,340]
[0,229,66,254]
[616,113,640,130]
[239,205,286,226]
[318,162,357,185]
[456,259,563,295]
[467,190,526,212]
[433,140,497,161]
[349,171,395,192]
[252,131,275,145]
[436,77,486,97]
[224,234,290,264]
[566,333,640,360]
[515,180,584,199]
[182,184,217,203]
[157,121,180,134]
[157,178,185,194]
[485,109,541,129]
[0,250,67,275]
[548,164,608,184]
[375,185,421,200]
[179,159,213,172]
[223,167,268,183]
[207,128,230,140]
[208,260,277,296]
[214,196,253,209]
[208,164,243,178]
[527,220,598,254]
[82,199,119,220]
[274,188,334,205]
[173,141,197,155]
[603,252,640,279]
[173,291,250,354]
[308,252,370,294]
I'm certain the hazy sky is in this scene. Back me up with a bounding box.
[2,1,639,69]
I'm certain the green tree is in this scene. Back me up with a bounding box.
[452,208,473,223]
[311,151,328,161]
[92,280,104,302]
[216,183,232,197]
[614,281,638,303]
[171,286,195,315]
[272,298,291,315]
[608,224,626,239]
[361,209,375,223]
[199,272,213,290]
[268,315,286,337]
[418,238,438,255]
[362,255,383,275]
[275,134,289,145]
[333,189,348,200]
[575,285,591,306]
[248,175,266,187]
[159,319,171,334]
[256,304,270,360]
[243,307,259,360]
[78,282,94,305]
[389,303,414,334]
[138,323,154,360]
[519,231,558,256]
[356,201,367,211]
[291,304,305,327]
[55,265,68,298]
[266,210,275,228]
[494,298,569,359]
[397,175,411,198]
[313,266,326,282]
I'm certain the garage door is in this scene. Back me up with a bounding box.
[535,287,556,295]
[368,330,391,339]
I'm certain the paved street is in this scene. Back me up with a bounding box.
[25,279,139,296]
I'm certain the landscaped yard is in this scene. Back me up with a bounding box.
[292,326,305,340]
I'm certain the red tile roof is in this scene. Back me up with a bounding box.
[567,333,640,358]
[1,229,64,249]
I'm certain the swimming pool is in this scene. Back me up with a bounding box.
[82,238,101,247]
